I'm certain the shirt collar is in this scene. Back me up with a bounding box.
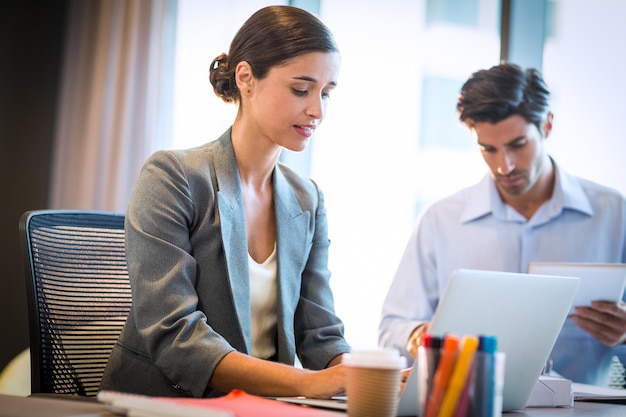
[554,161,593,215]
[460,158,593,224]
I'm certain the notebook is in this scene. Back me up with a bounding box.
[428,268,580,412]
[527,262,626,314]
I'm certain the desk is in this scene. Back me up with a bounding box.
[0,394,117,417]
[512,402,625,416]
[0,394,623,417]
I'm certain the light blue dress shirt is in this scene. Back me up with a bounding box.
[379,159,626,386]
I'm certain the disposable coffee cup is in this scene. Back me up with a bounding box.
[343,349,406,417]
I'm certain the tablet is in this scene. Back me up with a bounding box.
[527,262,626,314]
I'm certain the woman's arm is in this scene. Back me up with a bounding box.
[209,351,346,399]
[292,180,351,369]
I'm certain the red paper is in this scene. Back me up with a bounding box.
[162,390,340,417]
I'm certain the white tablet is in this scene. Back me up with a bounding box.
[527,262,626,314]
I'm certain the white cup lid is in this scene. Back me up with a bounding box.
[343,348,406,369]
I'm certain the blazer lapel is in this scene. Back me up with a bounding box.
[213,132,252,354]
[273,165,310,364]
[211,132,311,361]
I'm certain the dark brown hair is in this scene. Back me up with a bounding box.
[209,5,339,103]
[457,63,551,132]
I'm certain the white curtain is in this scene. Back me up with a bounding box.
[50,0,177,213]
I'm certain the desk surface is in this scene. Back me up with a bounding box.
[0,394,623,417]
[0,394,117,417]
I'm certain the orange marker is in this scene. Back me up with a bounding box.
[424,334,460,417]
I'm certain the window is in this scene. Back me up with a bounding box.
[171,0,284,149]
[169,0,626,358]
[307,0,499,348]
[426,0,480,27]
[542,0,626,197]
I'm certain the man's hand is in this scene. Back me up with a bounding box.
[570,301,626,346]
[406,323,430,358]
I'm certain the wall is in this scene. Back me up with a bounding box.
[0,1,68,370]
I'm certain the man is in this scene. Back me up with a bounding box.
[379,63,626,386]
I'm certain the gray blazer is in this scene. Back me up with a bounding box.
[100,129,350,397]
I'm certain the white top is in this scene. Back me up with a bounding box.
[249,245,278,359]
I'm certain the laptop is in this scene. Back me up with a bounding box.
[276,269,579,414]
[427,269,580,412]
[527,262,626,314]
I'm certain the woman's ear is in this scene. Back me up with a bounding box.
[235,61,254,97]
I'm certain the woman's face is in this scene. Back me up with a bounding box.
[243,51,341,152]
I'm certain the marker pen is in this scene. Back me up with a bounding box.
[424,334,460,417]
[470,335,497,417]
[418,334,443,416]
[438,335,479,417]
[452,362,474,417]
[424,334,443,399]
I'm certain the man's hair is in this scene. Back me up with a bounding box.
[457,63,550,132]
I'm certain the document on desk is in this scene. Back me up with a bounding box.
[98,389,342,417]
[572,383,626,404]
[98,390,233,417]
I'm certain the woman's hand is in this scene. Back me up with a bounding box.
[298,364,346,399]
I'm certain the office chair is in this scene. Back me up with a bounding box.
[19,210,131,397]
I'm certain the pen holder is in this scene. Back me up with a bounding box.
[416,334,505,417]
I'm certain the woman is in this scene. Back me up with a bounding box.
[100,6,350,399]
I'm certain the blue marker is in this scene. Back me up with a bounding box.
[470,335,497,417]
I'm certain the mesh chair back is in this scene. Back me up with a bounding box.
[19,210,131,397]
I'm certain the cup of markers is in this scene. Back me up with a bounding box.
[417,334,505,417]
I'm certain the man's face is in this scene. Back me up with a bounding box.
[472,114,552,199]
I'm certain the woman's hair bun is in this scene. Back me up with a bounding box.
[209,53,238,103]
